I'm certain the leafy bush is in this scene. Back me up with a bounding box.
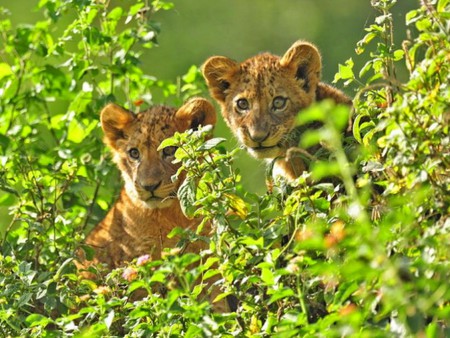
[0,0,449,337]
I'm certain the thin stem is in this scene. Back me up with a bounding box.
[296,274,309,323]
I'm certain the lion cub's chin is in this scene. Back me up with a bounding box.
[247,145,284,159]
[143,198,175,209]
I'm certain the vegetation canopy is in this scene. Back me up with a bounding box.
[0,0,449,336]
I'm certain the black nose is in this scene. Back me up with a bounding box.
[143,181,162,192]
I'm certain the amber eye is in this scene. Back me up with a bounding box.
[162,146,177,158]
[128,148,140,160]
[272,96,287,111]
[235,98,250,112]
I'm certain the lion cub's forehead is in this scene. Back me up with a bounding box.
[242,53,281,73]
[237,53,288,95]
[130,106,178,146]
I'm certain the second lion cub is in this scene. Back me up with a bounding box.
[202,40,352,181]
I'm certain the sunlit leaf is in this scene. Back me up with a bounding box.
[0,63,13,80]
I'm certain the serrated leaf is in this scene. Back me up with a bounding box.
[177,178,197,217]
[197,137,226,151]
[337,62,354,80]
[158,136,179,150]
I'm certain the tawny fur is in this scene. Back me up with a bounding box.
[202,40,352,181]
[76,98,227,310]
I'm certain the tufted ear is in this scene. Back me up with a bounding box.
[280,41,322,94]
[202,56,240,102]
[100,103,135,149]
[175,97,217,132]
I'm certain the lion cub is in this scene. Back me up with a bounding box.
[77,98,216,278]
[202,40,351,181]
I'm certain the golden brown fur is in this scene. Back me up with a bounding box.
[76,98,227,310]
[202,40,351,181]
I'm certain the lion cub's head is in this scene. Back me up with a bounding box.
[101,98,216,209]
[202,41,323,160]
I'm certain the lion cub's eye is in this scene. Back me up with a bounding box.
[128,148,140,160]
[272,96,288,111]
[235,98,250,112]
[162,146,177,158]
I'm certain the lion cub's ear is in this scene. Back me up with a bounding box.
[175,98,217,132]
[101,103,136,149]
[202,56,239,102]
[280,41,322,94]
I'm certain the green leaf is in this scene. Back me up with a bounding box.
[179,253,200,267]
[329,104,351,131]
[167,226,185,239]
[268,287,295,304]
[311,161,341,180]
[406,10,419,24]
[333,58,354,83]
[0,63,13,80]
[0,133,10,151]
[393,49,404,61]
[224,192,248,219]
[197,137,226,151]
[299,129,322,148]
[86,8,98,24]
[203,268,219,280]
[104,310,115,329]
[297,105,326,126]
[128,280,148,293]
[25,314,53,328]
[129,3,145,16]
[177,178,197,217]
[437,0,450,12]
[185,324,203,338]
[359,60,373,78]
[261,267,275,286]
[158,136,179,150]
[107,7,123,21]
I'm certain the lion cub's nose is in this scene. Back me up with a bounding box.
[248,130,269,143]
[142,181,162,192]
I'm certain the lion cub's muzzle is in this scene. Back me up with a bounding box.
[135,178,178,208]
[240,127,284,159]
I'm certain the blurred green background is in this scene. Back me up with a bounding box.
[3,0,416,193]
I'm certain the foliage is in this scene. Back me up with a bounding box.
[0,0,449,337]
